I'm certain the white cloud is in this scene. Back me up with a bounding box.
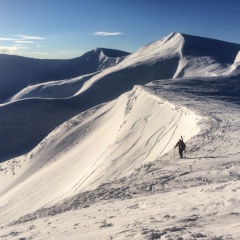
[59,51,71,54]
[32,51,49,55]
[0,36,45,42]
[0,46,19,54]
[0,37,18,41]
[0,35,45,55]
[19,35,45,40]
[15,40,34,44]
[94,31,123,36]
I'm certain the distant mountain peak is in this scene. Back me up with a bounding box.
[131,31,184,62]
[92,47,130,58]
[165,31,183,39]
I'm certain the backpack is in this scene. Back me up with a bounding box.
[180,140,186,150]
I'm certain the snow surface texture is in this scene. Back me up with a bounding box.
[1,32,240,239]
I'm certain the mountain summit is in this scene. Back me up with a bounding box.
[129,32,240,77]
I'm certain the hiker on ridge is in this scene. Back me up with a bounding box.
[174,137,186,159]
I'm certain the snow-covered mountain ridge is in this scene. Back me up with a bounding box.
[0,86,200,223]
[1,33,239,162]
[0,48,130,103]
[7,32,240,103]
[1,33,240,239]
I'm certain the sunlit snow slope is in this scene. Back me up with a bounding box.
[0,84,200,225]
[1,33,240,238]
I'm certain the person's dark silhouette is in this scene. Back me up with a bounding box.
[174,138,186,158]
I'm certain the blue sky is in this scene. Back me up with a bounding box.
[0,0,240,59]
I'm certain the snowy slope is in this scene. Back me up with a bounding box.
[1,74,240,239]
[9,32,240,103]
[0,85,200,226]
[0,48,130,103]
[1,33,240,239]
[2,33,239,163]
[8,72,99,101]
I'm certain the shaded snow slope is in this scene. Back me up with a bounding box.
[0,48,130,102]
[0,98,81,162]
[0,85,200,226]
[8,72,99,101]
[174,33,240,77]
[182,33,240,63]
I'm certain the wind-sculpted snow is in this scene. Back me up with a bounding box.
[1,33,240,239]
[8,72,99,101]
[0,85,200,226]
